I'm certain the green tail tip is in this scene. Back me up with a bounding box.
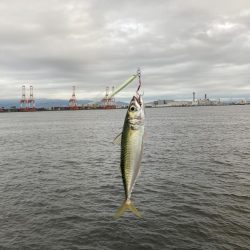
[114,200,141,219]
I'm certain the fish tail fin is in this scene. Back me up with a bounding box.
[129,202,141,218]
[114,200,141,219]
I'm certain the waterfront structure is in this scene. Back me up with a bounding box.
[192,92,198,106]
[69,86,78,110]
[152,100,191,107]
[19,85,36,111]
[27,86,35,110]
[19,85,27,110]
[235,99,247,105]
[101,86,116,109]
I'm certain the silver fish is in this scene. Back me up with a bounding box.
[113,94,145,218]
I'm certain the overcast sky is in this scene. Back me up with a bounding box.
[1,0,250,101]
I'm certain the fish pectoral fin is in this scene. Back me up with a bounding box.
[114,200,141,219]
[113,132,122,145]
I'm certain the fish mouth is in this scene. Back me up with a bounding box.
[128,94,145,123]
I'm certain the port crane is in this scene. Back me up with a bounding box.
[69,86,78,110]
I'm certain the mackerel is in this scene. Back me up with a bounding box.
[113,94,145,218]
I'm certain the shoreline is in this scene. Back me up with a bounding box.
[0,103,249,113]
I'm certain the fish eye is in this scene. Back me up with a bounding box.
[130,105,136,111]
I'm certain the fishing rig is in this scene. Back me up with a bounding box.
[101,68,142,109]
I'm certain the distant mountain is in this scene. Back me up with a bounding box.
[0,99,19,108]
[116,101,128,107]
[36,99,93,108]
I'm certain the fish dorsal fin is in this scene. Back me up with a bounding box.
[113,132,122,145]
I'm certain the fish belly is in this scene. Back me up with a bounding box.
[121,126,144,200]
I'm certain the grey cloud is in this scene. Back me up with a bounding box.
[0,0,250,100]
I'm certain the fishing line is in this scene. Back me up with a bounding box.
[136,68,142,97]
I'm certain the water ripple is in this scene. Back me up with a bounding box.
[0,107,250,249]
